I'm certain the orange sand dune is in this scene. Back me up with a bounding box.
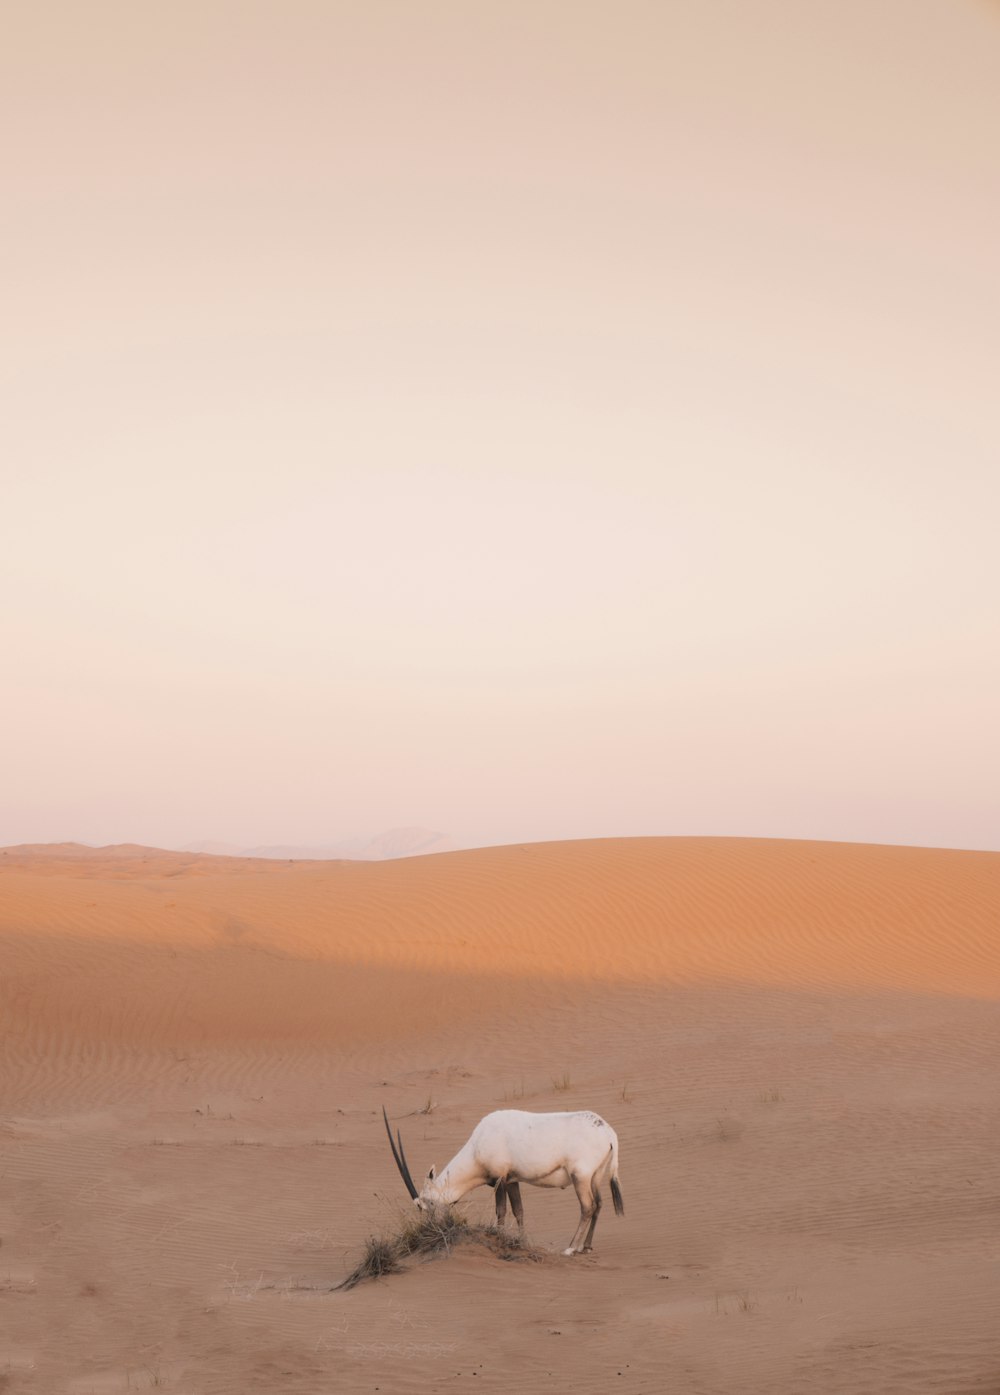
[2,838,998,1055]
[1,837,999,1393]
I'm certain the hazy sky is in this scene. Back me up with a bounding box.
[3,1,999,853]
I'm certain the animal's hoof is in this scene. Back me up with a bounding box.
[562,1247,578,1256]
[582,1246,593,1252]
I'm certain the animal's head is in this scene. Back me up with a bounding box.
[383,1108,450,1211]
[414,1165,447,1212]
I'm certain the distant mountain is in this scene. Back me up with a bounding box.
[2,830,454,866]
[1,842,165,859]
[0,843,263,876]
[182,827,453,861]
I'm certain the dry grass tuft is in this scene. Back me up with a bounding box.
[334,1211,542,1290]
[334,1235,403,1291]
[477,1225,542,1263]
[394,1208,470,1257]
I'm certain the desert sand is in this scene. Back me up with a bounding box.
[1,836,998,1393]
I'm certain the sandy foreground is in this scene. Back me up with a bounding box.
[1,836,998,1394]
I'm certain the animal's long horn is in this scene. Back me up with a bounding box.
[382,1106,418,1200]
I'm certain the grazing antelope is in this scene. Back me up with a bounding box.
[383,1106,624,1255]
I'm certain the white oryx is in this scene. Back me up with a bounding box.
[383,1106,624,1255]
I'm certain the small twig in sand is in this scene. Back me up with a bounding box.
[404,1097,437,1117]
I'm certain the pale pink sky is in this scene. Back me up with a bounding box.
[3,1,999,853]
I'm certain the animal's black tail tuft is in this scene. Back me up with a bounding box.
[611,1177,625,1216]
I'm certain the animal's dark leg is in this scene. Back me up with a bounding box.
[493,1179,508,1227]
[506,1181,525,1234]
[582,1186,603,1251]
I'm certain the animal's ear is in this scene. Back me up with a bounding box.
[427,1165,436,1180]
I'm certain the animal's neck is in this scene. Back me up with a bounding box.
[436,1144,483,1204]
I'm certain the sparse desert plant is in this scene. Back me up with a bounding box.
[125,1364,169,1389]
[552,1072,572,1093]
[335,1235,404,1291]
[477,1225,539,1263]
[619,1080,634,1103]
[756,1088,784,1103]
[714,1289,758,1316]
[333,1212,542,1290]
[395,1207,470,1257]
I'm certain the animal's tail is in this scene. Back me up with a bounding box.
[606,1137,625,1216]
[610,1176,625,1216]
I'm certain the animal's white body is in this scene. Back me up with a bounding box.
[384,1107,624,1255]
